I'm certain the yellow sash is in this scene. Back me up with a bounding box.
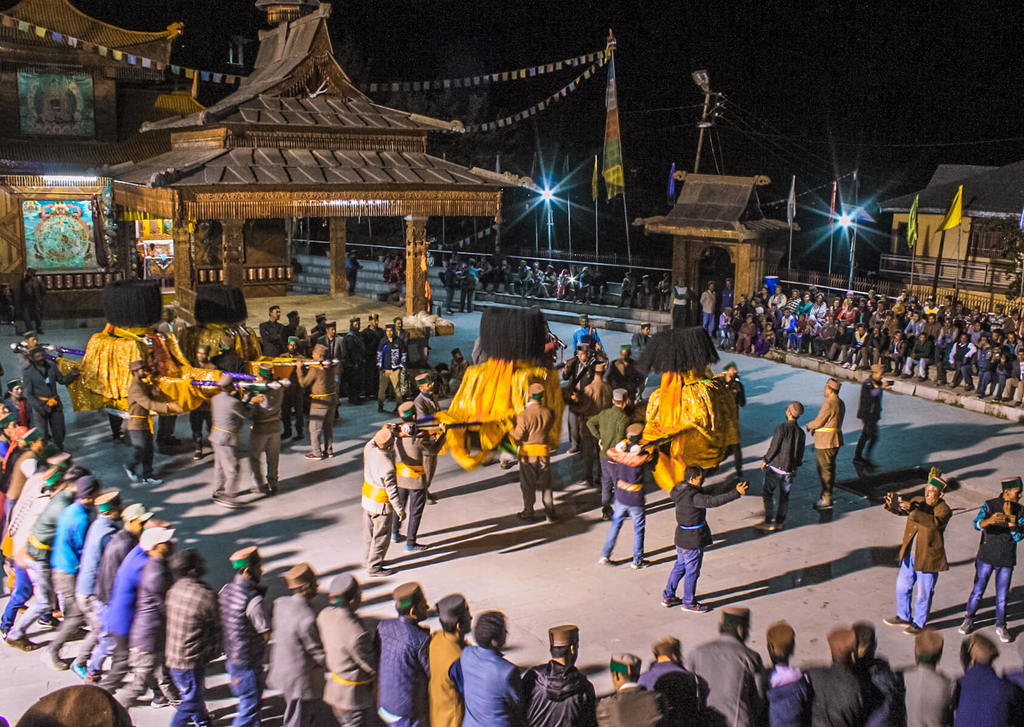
[396,463,425,478]
[361,482,389,503]
[520,443,549,457]
[616,481,643,492]
[330,672,374,686]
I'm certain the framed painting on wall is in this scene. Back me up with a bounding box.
[22,199,99,270]
[17,71,96,137]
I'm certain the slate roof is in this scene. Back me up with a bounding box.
[1,0,179,61]
[637,174,792,234]
[108,148,496,189]
[880,160,1024,217]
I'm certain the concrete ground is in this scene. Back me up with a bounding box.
[1,303,1023,724]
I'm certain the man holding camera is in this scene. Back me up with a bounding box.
[854,364,893,468]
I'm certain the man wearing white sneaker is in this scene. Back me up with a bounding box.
[959,476,1023,644]
[661,466,747,613]
[599,424,652,569]
[124,360,182,487]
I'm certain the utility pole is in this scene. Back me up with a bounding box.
[692,70,711,173]
[847,169,859,291]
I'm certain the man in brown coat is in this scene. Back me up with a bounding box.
[883,475,952,635]
[297,343,339,460]
[805,378,845,510]
[317,575,377,726]
[124,360,183,486]
[596,653,664,727]
[511,382,557,522]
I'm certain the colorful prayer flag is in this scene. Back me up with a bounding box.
[907,194,920,249]
[601,45,624,200]
[668,162,676,201]
[938,184,963,231]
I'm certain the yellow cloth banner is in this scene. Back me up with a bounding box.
[436,359,563,471]
[939,184,963,231]
[642,370,739,491]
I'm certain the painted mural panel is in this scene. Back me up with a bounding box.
[22,200,99,269]
[17,71,96,137]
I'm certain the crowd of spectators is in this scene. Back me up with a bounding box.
[701,281,1024,402]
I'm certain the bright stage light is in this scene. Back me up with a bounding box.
[837,213,854,228]
[540,188,555,202]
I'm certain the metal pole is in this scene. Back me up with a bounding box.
[567,190,573,259]
[621,192,632,266]
[931,229,946,298]
[694,89,711,173]
[594,199,599,260]
[787,224,794,278]
[546,203,553,252]
[847,170,859,291]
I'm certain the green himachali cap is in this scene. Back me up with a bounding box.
[1001,476,1023,491]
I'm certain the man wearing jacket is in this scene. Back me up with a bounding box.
[854,365,893,468]
[210,373,261,508]
[450,610,524,727]
[118,525,178,708]
[959,476,1023,644]
[376,582,431,726]
[429,594,470,727]
[688,607,766,727]
[22,346,79,449]
[949,333,978,391]
[362,427,405,578]
[661,466,748,612]
[46,475,99,669]
[757,401,806,532]
[511,383,557,522]
[522,624,597,727]
[599,424,652,569]
[587,389,630,521]
[298,344,339,460]
[376,324,407,413]
[806,378,845,510]
[637,637,700,726]
[883,475,952,635]
[318,574,378,727]
[596,653,663,727]
[392,402,445,551]
[269,563,328,727]
[124,360,184,486]
[219,546,271,727]
[69,489,120,677]
[166,549,221,727]
[248,364,284,496]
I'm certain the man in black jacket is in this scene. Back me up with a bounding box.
[258,305,285,357]
[522,625,597,727]
[661,466,748,612]
[721,363,746,477]
[854,364,893,467]
[805,627,864,727]
[757,401,806,532]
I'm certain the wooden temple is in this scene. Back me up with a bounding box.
[109,0,526,320]
[0,0,196,309]
[636,173,794,297]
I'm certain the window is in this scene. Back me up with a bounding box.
[970,224,1004,259]
[228,39,245,67]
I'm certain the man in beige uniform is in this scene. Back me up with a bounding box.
[392,402,444,552]
[805,378,845,510]
[511,382,556,522]
[249,364,285,496]
[298,344,339,460]
[360,426,405,578]
[316,574,377,726]
[579,362,612,489]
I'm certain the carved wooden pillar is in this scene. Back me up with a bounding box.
[329,217,348,295]
[404,215,429,315]
[221,219,245,288]
[172,219,196,324]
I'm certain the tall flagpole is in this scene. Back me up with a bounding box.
[564,154,573,260]
[622,192,632,266]
[594,198,599,260]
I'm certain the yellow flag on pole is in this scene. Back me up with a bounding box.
[591,154,599,202]
[938,185,963,231]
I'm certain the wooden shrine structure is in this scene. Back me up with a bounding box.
[109,0,528,320]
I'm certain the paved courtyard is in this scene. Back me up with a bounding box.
[1,308,1023,724]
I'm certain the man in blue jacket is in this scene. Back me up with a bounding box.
[46,475,100,669]
[376,582,430,726]
[450,610,524,727]
[661,466,748,612]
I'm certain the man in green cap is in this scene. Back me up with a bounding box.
[282,336,305,438]
[5,378,30,427]
[596,653,663,725]
[587,388,630,520]
[392,401,444,551]
[249,363,285,495]
[959,476,1024,643]
[190,344,217,460]
[883,474,952,635]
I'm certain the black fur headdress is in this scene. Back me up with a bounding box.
[479,307,547,363]
[195,285,247,324]
[639,326,719,374]
[102,280,162,327]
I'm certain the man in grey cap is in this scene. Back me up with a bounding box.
[210,372,263,509]
[316,575,377,726]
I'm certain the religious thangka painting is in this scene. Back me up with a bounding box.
[17,71,95,137]
[22,200,99,269]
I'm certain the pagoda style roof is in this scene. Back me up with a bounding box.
[637,174,793,240]
[1,0,181,63]
[140,3,461,136]
[880,160,1024,219]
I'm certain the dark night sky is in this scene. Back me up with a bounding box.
[38,1,1024,266]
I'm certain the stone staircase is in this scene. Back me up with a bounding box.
[471,290,671,334]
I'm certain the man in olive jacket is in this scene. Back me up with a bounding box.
[882,474,952,635]
[587,389,630,521]
[805,378,845,510]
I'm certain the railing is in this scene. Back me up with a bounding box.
[879,254,1013,290]
[41,271,125,291]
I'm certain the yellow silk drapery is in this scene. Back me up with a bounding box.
[642,370,739,491]
[435,359,564,470]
